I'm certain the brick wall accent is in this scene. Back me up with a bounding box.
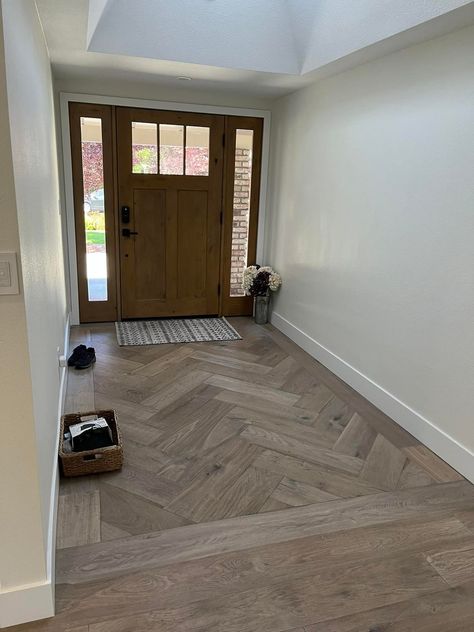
[230,148,252,296]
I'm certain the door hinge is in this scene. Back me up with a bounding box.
[220,210,223,225]
[222,133,226,147]
[218,283,221,296]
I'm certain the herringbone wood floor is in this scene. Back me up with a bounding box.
[10,318,474,631]
[58,318,463,540]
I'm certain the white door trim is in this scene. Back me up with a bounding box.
[59,92,271,325]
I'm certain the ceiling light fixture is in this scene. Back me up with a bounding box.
[177,76,192,81]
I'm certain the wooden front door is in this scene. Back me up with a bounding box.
[116,107,224,319]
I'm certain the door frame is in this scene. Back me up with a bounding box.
[60,92,271,325]
[68,102,119,322]
[220,116,264,316]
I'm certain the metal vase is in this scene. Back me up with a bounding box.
[254,294,270,325]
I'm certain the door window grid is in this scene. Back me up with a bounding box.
[160,123,184,175]
[80,116,108,302]
[131,122,210,176]
[185,126,209,176]
[132,121,158,174]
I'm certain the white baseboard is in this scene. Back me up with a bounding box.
[271,311,474,483]
[46,313,70,597]
[0,581,55,629]
[1,315,71,629]
[49,315,70,579]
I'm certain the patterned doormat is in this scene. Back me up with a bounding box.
[115,317,242,346]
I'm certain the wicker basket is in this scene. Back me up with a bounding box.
[59,409,123,477]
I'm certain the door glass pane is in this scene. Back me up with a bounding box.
[80,116,107,302]
[185,126,209,176]
[159,124,184,175]
[230,129,253,297]
[132,122,158,174]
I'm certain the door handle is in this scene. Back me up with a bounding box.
[122,228,138,237]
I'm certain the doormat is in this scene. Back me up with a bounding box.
[115,317,242,346]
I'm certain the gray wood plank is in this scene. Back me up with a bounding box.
[101,463,182,507]
[403,445,464,482]
[99,483,191,536]
[206,374,300,407]
[214,389,318,424]
[305,580,474,632]
[65,328,94,413]
[253,451,383,498]
[85,554,445,632]
[312,396,355,439]
[56,481,474,583]
[259,497,291,513]
[100,521,131,542]
[210,465,282,519]
[141,369,211,410]
[190,349,272,374]
[272,477,338,506]
[158,400,236,456]
[56,518,468,628]
[165,439,262,522]
[424,539,474,587]
[94,391,157,422]
[227,406,335,447]
[360,434,407,490]
[295,384,334,414]
[456,510,474,534]
[333,413,377,459]
[241,425,364,476]
[397,459,437,489]
[132,345,194,377]
[57,491,100,549]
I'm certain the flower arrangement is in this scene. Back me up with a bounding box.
[242,265,282,297]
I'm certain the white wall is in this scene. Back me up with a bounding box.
[54,74,273,110]
[0,0,68,625]
[266,25,474,478]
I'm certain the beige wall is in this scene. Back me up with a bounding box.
[266,25,474,478]
[0,0,68,616]
[0,2,47,596]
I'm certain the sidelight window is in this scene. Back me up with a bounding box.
[230,129,254,297]
[80,116,108,302]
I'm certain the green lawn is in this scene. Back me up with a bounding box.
[86,230,105,245]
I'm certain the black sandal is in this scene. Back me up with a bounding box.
[75,347,97,370]
[67,344,87,366]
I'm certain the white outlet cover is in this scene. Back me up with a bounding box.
[0,252,19,295]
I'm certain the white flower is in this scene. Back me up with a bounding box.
[269,272,282,291]
[242,266,258,294]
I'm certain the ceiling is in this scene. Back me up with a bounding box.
[36,0,474,99]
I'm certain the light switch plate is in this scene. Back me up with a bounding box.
[0,252,19,295]
[0,261,11,287]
